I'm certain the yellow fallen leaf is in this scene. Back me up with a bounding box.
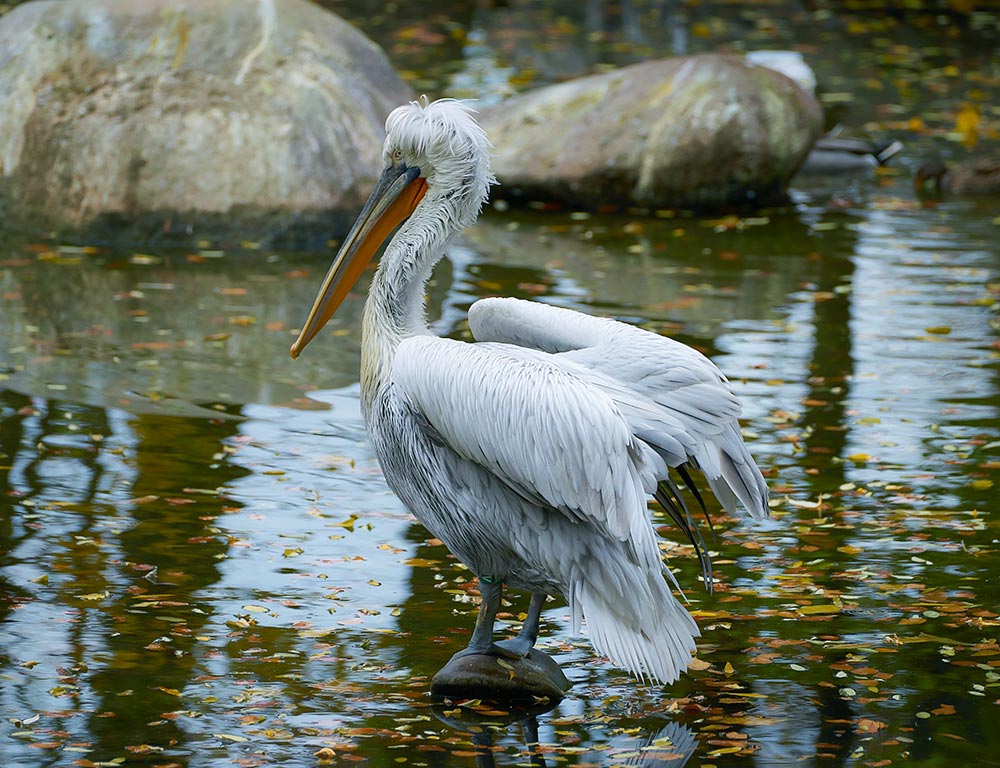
[798,604,840,615]
[708,746,743,757]
[956,104,980,147]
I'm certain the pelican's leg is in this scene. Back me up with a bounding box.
[451,576,508,659]
[494,591,546,658]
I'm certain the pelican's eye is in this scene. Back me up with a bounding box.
[391,148,404,162]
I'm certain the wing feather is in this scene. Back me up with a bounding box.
[469,297,769,520]
[392,335,665,567]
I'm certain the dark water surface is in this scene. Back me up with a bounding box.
[2,2,999,766]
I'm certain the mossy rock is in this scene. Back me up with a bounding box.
[430,650,571,703]
[0,0,412,242]
[481,54,822,211]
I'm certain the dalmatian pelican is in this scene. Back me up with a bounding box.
[290,98,769,684]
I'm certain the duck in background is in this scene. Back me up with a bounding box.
[915,157,1000,197]
[745,51,904,176]
[798,131,904,175]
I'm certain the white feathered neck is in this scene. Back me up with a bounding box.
[361,98,496,404]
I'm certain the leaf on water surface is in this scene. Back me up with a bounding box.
[786,497,825,509]
[332,515,358,532]
[955,104,980,147]
[124,744,163,754]
[857,717,887,733]
[707,746,744,757]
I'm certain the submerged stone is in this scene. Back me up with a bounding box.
[0,0,411,242]
[480,54,822,211]
[430,650,572,703]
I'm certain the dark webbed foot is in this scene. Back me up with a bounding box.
[494,591,546,658]
[449,642,524,661]
[452,582,547,661]
[433,586,568,701]
[493,635,534,658]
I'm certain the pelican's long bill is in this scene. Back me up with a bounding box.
[290,163,427,359]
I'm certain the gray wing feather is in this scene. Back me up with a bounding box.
[469,297,769,520]
[392,335,666,569]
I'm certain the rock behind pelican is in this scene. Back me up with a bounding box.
[0,0,411,242]
[481,54,822,211]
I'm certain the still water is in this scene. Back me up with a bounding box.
[1,1,999,767]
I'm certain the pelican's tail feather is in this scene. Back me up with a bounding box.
[570,565,699,685]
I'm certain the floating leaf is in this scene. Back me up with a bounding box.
[798,604,839,615]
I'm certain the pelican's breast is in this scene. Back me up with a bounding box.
[365,378,524,581]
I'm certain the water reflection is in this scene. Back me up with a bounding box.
[2,173,999,763]
[0,391,247,762]
[1,175,998,763]
[433,703,698,767]
[2,3,1000,750]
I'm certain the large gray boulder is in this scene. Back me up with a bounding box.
[0,0,411,241]
[480,54,823,210]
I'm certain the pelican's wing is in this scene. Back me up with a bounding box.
[392,335,681,570]
[468,297,769,521]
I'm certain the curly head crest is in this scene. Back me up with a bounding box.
[384,98,495,228]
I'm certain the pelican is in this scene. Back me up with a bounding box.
[291,98,769,684]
